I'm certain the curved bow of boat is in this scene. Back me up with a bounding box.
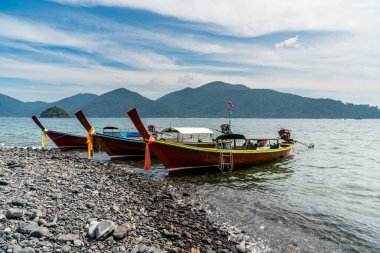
[127,108,151,140]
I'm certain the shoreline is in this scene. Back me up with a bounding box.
[0,148,264,253]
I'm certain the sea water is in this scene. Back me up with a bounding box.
[0,117,379,252]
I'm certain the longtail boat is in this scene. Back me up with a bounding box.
[75,110,145,159]
[31,115,87,151]
[127,108,294,175]
[75,110,217,160]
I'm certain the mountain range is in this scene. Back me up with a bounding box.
[1,81,379,118]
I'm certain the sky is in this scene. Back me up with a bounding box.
[0,0,379,105]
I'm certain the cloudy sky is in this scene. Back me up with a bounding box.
[0,0,379,105]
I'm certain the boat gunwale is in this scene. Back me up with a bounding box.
[94,133,143,143]
[47,130,86,139]
[148,138,293,154]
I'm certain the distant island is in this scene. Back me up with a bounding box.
[40,106,70,118]
[0,81,379,118]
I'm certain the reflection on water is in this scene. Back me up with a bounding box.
[170,161,294,192]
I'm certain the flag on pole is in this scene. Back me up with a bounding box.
[228,99,235,108]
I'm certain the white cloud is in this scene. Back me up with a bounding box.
[2,2,380,105]
[52,0,380,37]
[0,14,179,71]
[275,36,300,49]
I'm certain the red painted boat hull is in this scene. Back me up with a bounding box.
[93,134,146,159]
[93,134,217,160]
[127,108,293,175]
[46,130,87,151]
[149,140,293,174]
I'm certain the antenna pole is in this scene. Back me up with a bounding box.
[228,107,231,133]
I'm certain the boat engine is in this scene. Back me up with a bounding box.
[220,124,231,134]
[148,125,156,132]
[278,128,294,143]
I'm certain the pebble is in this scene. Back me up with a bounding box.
[86,202,96,209]
[235,244,246,253]
[111,203,120,213]
[6,208,24,219]
[73,239,83,247]
[31,209,43,219]
[17,221,39,234]
[57,234,78,242]
[29,227,50,238]
[88,221,99,238]
[61,245,71,253]
[95,220,116,240]
[113,224,128,240]
[0,179,9,185]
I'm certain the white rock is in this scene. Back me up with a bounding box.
[95,220,116,240]
[88,221,99,238]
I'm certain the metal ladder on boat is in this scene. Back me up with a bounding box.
[218,144,234,171]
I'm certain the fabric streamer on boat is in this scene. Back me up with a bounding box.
[86,127,95,159]
[144,136,155,170]
[41,128,48,150]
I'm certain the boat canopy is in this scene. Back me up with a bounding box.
[160,127,214,134]
[216,133,246,140]
[103,126,119,130]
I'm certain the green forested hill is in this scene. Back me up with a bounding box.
[40,106,70,118]
[1,81,380,118]
[157,81,380,118]
[80,88,174,117]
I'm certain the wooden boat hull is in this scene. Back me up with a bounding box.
[32,115,87,151]
[127,108,293,175]
[46,130,87,151]
[93,134,216,160]
[94,134,146,159]
[149,140,293,174]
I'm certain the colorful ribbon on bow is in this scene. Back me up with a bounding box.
[87,127,95,159]
[41,128,48,150]
[144,135,155,170]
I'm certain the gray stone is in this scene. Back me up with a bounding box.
[17,221,39,234]
[138,244,148,253]
[182,231,192,238]
[57,234,78,242]
[0,213,5,221]
[0,179,8,185]
[110,203,120,213]
[14,247,36,253]
[29,227,50,238]
[162,229,172,237]
[38,219,47,226]
[73,239,83,247]
[31,209,43,219]
[88,221,99,238]
[12,245,22,253]
[61,245,71,253]
[235,244,246,253]
[12,198,27,206]
[113,224,128,240]
[95,220,116,240]
[4,227,11,233]
[86,202,96,209]
[6,208,24,219]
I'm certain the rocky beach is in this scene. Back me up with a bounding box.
[0,148,262,253]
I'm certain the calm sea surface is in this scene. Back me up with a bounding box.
[0,117,379,252]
